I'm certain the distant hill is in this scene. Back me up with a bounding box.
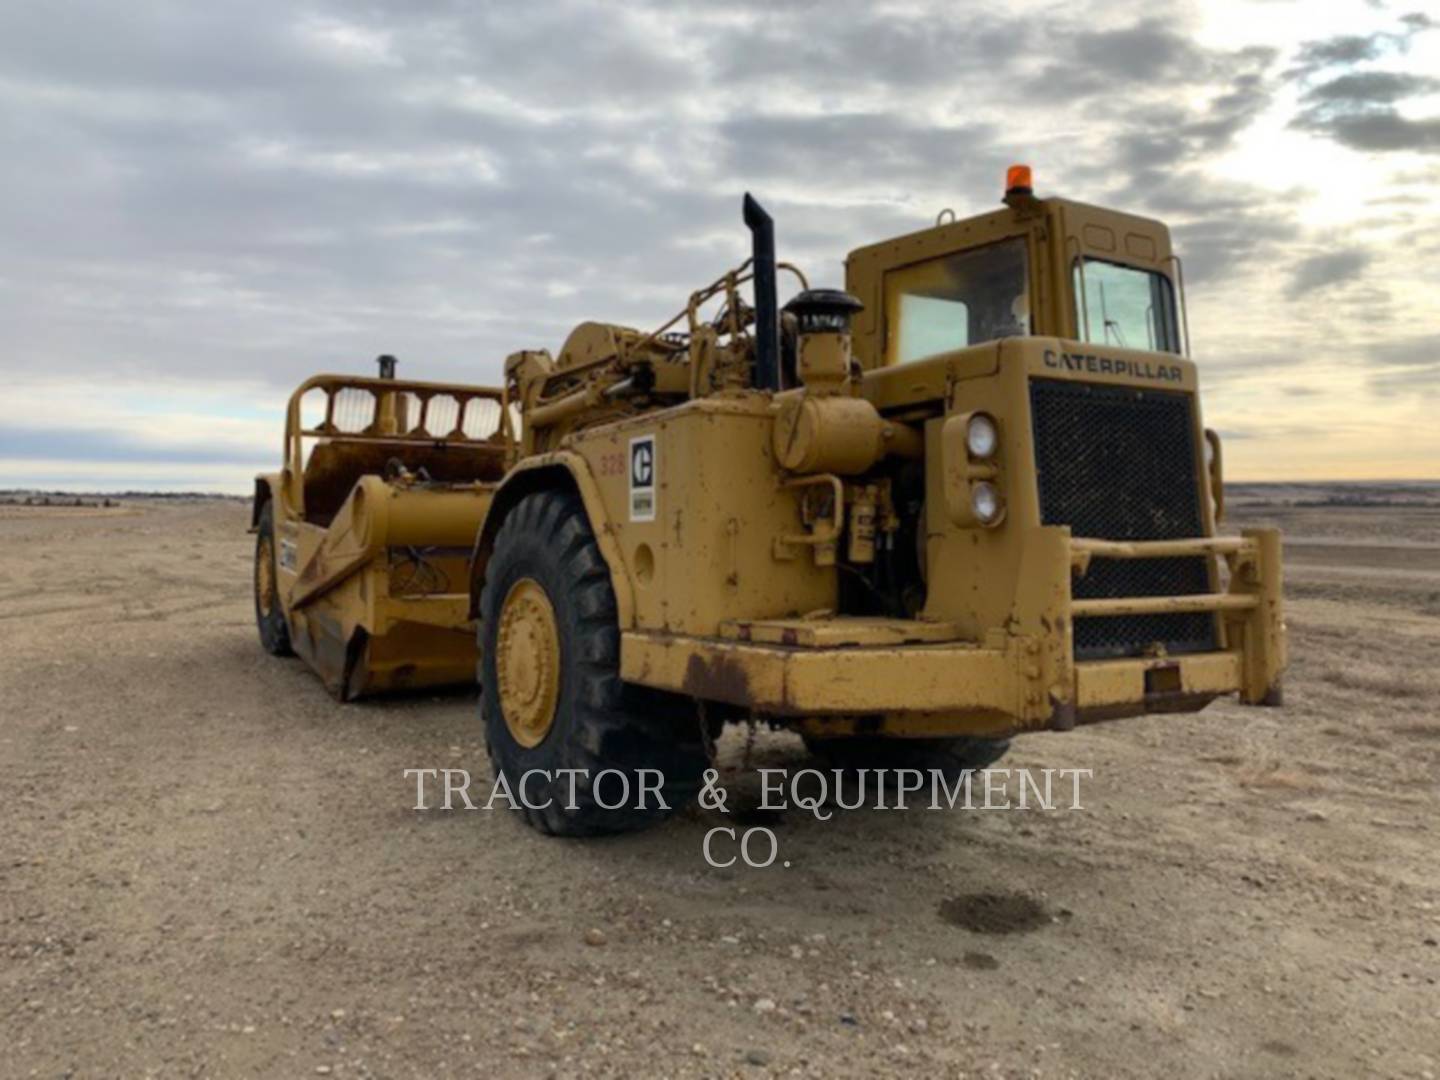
[0,490,247,507]
[1227,482,1440,508]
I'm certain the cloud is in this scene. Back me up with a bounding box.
[0,1,1437,486]
[1287,34,1387,78]
[1364,334,1440,399]
[0,426,273,466]
[1364,334,1440,368]
[1285,13,1434,79]
[1285,15,1440,153]
[1369,363,1440,397]
[1291,71,1440,153]
[10,5,1300,398]
[1293,110,1440,153]
[1303,71,1440,105]
[1075,44,1288,285]
[716,113,998,191]
[1284,248,1372,299]
[1025,18,1206,100]
[711,8,1032,93]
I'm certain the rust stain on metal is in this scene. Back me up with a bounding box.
[682,652,753,706]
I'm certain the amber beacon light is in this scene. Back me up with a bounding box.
[1005,164,1033,197]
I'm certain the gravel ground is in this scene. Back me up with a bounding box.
[2,497,1438,1078]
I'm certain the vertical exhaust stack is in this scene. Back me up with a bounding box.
[375,354,400,433]
[743,193,781,392]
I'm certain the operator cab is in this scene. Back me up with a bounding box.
[844,166,1187,371]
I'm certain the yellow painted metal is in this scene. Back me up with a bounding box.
[579,191,1278,728]
[289,477,490,611]
[256,534,276,617]
[258,184,1287,728]
[719,616,962,647]
[1070,593,1258,617]
[376,594,472,630]
[795,330,852,393]
[1076,651,1242,711]
[1204,428,1226,522]
[1234,527,1286,704]
[554,402,836,635]
[1071,536,1247,562]
[494,578,562,748]
[622,623,1256,732]
[773,395,888,475]
[259,373,513,699]
[620,629,1024,719]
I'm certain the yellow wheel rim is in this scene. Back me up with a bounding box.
[257,535,276,617]
[495,577,561,748]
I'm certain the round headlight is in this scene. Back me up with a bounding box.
[966,413,999,459]
[971,481,1003,525]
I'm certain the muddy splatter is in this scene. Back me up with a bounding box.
[938,892,1051,935]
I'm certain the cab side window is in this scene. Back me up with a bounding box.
[884,238,1029,365]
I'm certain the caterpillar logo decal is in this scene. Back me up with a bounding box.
[1043,349,1183,383]
[629,435,656,522]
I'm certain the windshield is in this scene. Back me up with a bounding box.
[884,237,1029,364]
[1073,259,1180,354]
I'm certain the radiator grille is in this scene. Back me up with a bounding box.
[1029,378,1217,659]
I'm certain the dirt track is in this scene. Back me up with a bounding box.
[3,499,1439,1078]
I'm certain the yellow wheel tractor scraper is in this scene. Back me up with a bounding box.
[251,168,1286,836]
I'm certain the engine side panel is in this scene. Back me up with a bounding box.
[566,398,835,636]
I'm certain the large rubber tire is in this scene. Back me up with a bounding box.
[254,502,294,657]
[479,491,706,836]
[804,734,1010,782]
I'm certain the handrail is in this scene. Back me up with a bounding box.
[1071,536,1250,559]
[1163,254,1192,357]
[1067,534,1261,619]
[287,373,507,398]
[631,258,810,360]
[281,374,514,513]
[1067,236,1091,343]
[1071,593,1257,617]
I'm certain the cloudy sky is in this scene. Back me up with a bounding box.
[2,0,1437,491]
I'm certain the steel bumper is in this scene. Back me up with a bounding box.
[619,527,1285,736]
